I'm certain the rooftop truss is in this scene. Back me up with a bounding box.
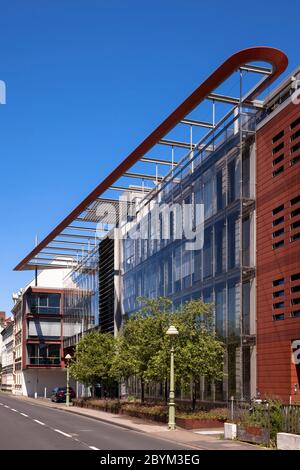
[14,47,288,271]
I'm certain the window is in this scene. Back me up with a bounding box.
[228,159,238,204]
[228,215,238,269]
[291,220,300,230]
[273,228,284,238]
[215,221,225,274]
[291,233,300,242]
[272,204,284,215]
[272,130,284,143]
[273,301,285,309]
[203,227,213,278]
[273,313,284,321]
[291,117,300,130]
[273,154,284,166]
[29,293,60,314]
[273,216,284,226]
[272,142,284,154]
[273,240,284,249]
[216,170,224,210]
[290,155,300,166]
[291,310,300,318]
[28,319,61,338]
[291,285,300,293]
[273,290,284,298]
[291,207,300,218]
[273,166,284,177]
[291,129,300,141]
[291,195,300,206]
[291,273,300,282]
[291,298,300,305]
[291,142,300,153]
[273,278,284,286]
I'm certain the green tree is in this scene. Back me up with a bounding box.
[144,299,225,409]
[111,297,172,402]
[69,330,116,395]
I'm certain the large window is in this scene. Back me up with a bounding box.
[203,227,213,279]
[215,221,225,274]
[228,281,239,337]
[29,293,60,314]
[28,319,61,339]
[228,214,239,269]
[27,343,60,366]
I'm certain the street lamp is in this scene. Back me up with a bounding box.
[65,353,72,407]
[166,325,179,430]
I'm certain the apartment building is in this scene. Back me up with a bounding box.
[1,320,14,392]
[10,265,74,397]
[14,47,300,402]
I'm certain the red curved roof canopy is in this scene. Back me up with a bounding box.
[14,46,288,271]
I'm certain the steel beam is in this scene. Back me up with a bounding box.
[140,157,178,166]
[180,119,215,128]
[240,64,272,75]
[124,171,163,182]
[159,139,195,149]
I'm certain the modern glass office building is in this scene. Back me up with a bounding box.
[121,107,256,400]
[15,47,300,402]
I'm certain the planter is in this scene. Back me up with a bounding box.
[176,417,224,430]
[120,409,167,423]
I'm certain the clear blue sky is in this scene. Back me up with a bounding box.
[0,0,298,316]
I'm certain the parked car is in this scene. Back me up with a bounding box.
[51,386,76,402]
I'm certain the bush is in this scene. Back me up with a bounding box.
[121,403,167,422]
[73,398,121,414]
[176,407,228,421]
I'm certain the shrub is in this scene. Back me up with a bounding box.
[176,407,228,421]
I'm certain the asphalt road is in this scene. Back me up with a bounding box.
[0,394,190,450]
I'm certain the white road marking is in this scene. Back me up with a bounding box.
[53,429,72,438]
[20,413,28,417]
[0,403,3,406]
[34,419,45,426]
[89,446,100,450]
[4,405,9,408]
[11,408,18,412]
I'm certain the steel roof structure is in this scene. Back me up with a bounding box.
[14,47,288,271]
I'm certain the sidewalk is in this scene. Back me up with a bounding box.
[7,393,263,451]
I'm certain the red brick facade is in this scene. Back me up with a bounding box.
[256,100,300,403]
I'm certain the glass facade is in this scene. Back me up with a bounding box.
[121,107,256,400]
[63,248,99,339]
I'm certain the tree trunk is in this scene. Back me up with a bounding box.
[192,381,197,411]
[141,379,145,403]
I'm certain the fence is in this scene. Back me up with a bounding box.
[282,405,300,435]
[228,399,300,446]
[228,399,270,445]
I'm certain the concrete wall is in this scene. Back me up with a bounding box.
[277,432,300,450]
[22,369,76,398]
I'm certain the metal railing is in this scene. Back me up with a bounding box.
[282,405,300,435]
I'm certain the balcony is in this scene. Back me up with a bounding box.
[28,356,61,366]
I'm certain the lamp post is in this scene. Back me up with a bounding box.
[65,353,72,407]
[166,325,179,430]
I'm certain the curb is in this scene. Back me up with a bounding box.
[53,405,146,433]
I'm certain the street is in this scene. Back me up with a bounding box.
[0,394,191,450]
